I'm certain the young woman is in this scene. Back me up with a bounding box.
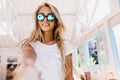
[13,2,74,80]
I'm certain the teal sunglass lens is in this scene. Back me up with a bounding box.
[47,14,55,21]
[37,14,44,21]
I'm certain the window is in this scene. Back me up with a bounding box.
[77,0,111,27]
[109,23,120,74]
[0,22,9,35]
[118,0,120,8]
[0,0,8,8]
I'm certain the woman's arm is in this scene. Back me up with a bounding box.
[22,45,36,63]
[13,45,40,80]
[65,53,74,80]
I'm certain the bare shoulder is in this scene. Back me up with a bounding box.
[21,45,36,62]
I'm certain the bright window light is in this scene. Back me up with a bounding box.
[0,0,2,8]
[90,0,111,26]
[0,0,7,8]
[0,22,9,35]
[118,0,120,8]
[109,23,120,74]
[86,0,97,25]
[113,23,120,60]
[0,27,7,35]
[78,0,111,27]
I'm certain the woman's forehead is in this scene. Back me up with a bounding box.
[38,6,52,14]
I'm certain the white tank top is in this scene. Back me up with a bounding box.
[30,40,74,80]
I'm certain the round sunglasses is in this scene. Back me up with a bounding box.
[37,13,56,21]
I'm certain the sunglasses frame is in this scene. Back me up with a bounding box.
[37,13,56,21]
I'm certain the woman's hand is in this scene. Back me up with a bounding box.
[13,59,41,80]
[13,45,41,80]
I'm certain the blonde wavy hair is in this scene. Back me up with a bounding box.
[21,2,68,80]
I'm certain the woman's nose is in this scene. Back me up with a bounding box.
[43,17,48,22]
